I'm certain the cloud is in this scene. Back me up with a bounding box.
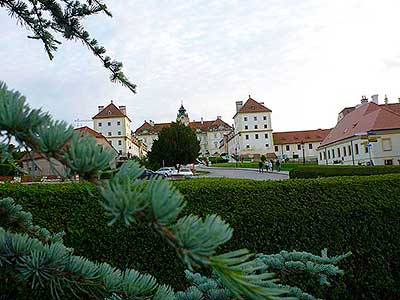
[1,0,400,132]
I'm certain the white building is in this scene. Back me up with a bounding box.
[317,97,400,166]
[273,129,331,162]
[92,102,147,159]
[225,96,276,160]
[135,104,232,156]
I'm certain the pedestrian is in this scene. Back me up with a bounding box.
[268,160,272,172]
[276,160,281,172]
[270,160,274,171]
[258,161,264,173]
[265,160,269,172]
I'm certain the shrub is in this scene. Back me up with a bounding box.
[289,165,400,178]
[208,156,229,164]
[1,174,399,299]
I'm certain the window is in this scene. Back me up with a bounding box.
[275,145,279,152]
[323,151,326,159]
[214,142,218,148]
[108,122,111,126]
[286,145,290,151]
[309,144,313,149]
[254,116,257,121]
[332,149,335,158]
[328,150,331,159]
[109,140,112,145]
[355,144,359,155]
[244,117,247,121]
[98,122,102,127]
[382,138,392,151]
[264,124,268,129]
[265,144,269,147]
[254,125,258,129]
[117,121,121,126]
[264,133,268,138]
[337,148,341,157]
[246,144,250,149]
[365,145,369,153]
[348,145,352,155]
[244,125,248,130]
[297,144,301,150]
[108,132,112,136]
[255,134,259,139]
[118,140,122,146]
[385,159,393,165]
[118,150,122,155]
[118,131,121,135]
[263,116,267,120]
[319,152,323,160]
[245,134,249,140]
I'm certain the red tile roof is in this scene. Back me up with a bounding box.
[273,129,332,145]
[135,118,232,135]
[236,97,272,115]
[321,102,400,147]
[92,102,131,121]
[20,127,114,161]
[339,102,400,117]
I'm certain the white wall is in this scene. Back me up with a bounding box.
[233,112,274,156]
[317,131,400,166]
[274,141,321,161]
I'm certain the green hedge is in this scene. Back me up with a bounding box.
[1,175,400,299]
[290,165,400,178]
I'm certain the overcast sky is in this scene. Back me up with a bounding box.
[1,0,400,132]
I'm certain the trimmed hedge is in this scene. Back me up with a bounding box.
[290,165,400,178]
[0,175,400,299]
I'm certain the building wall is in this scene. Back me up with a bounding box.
[274,141,321,161]
[233,112,274,157]
[94,116,140,157]
[317,131,400,166]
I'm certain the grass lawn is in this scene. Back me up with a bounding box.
[211,162,317,171]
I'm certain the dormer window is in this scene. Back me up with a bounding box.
[108,111,112,115]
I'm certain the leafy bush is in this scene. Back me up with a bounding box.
[1,174,399,299]
[208,156,229,164]
[290,165,400,178]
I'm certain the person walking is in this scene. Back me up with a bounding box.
[258,161,264,173]
[276,160,281,172]
[270,160,274,171]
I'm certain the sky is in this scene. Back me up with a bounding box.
[2,0,400,132]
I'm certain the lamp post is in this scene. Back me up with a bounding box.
[301,141,305,165]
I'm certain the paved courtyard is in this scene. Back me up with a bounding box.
[197,166,289,181]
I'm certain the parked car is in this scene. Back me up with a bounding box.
[178,168,193,177]
[139,169,167,180]
[156,167,177,177]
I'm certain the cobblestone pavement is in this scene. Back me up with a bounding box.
[197,166,289,181]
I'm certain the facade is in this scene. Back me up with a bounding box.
[273,129,331,162]
[225,96,275,160]
[135,105,232,156]
[317,98,400,166]
[92,102,146,159]
[21,126,118,176]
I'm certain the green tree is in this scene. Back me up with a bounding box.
[0,0,135,92]
[148,122,200,170]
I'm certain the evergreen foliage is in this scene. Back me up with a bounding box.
[148,122,201,169]
[0,0,135,92]
[0,81,350,299]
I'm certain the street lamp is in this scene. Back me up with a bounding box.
[301,141,305,165]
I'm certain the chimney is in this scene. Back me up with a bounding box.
[235,101,243,112]
[217,116,221,120]
[260,102,264,105]
[119,105,126,115]
[98,105,104,112]
[360,96,368,104]
[371,94,379,104]
[201,117,204,124]
[149,120,155,126]
[384,95,388,104]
